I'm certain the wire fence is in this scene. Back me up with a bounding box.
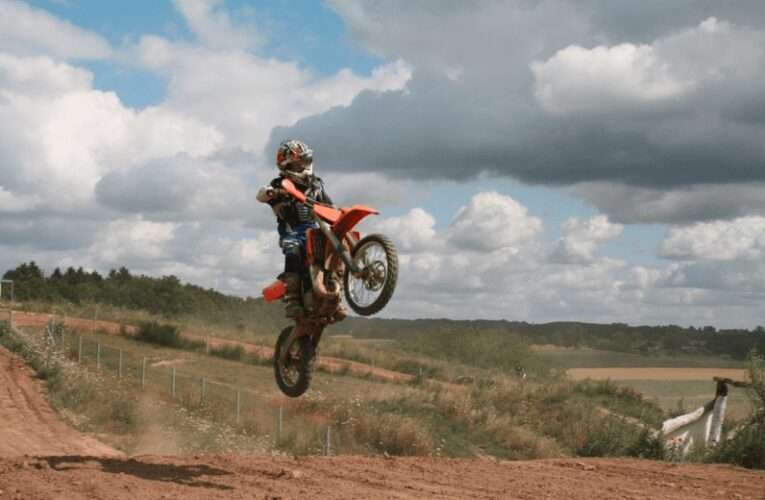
[41,320,335,455]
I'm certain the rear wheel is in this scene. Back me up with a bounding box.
[344,234,398,316]
[274,327,314,397]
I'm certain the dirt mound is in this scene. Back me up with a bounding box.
[0,346,120,458]
[0,455,763,499]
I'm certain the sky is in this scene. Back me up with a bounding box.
[1,0,765,328]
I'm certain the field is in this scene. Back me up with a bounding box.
[537,348,753,418]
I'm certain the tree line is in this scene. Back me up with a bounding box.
[1,261,285,332]
[3,261,764,360]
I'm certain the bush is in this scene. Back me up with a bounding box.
[135,321,204,350]
[209,344,245,361]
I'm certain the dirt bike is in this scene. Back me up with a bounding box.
[262,178,398,397]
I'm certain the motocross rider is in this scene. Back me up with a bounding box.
[257,139,334,318]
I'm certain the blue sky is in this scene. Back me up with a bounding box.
[2,0,765,328]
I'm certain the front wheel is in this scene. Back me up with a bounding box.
[344,234,398,316]
[274,327,314,397]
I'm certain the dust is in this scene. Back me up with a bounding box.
[130,397,183,455]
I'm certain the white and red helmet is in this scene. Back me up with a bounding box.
[276,139,313,183]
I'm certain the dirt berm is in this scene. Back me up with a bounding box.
[1,346,764,499]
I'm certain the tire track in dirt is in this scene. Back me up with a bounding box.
[0,455,763,499]
[0,346,120,458]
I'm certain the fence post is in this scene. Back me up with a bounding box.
[96,342,101,369]
[201,377,206,401]
[118,350,123,379]
[172,367,176,397]
[370,359,374,375]
[77,336,82,363]
[60,328,65,351]
[278,406,283,439]
[326,425,331,456]
[141,357,146,388]
[236,390,241,425]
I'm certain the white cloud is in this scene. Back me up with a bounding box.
[551,215,623,264]
[532,43,693,115]
[0,53,223,211]
[134,34,411,154]
[96,218,178,263]
[0,186,40,212]
[368,208,437,253]
[659,216,765,261]
[447,191,542,252]
[531,17,765,116]
[0,0,111,59]
[173,0,261,50]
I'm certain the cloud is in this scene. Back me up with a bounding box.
[0,0,111,59]
[573,182,765,224]
[275,5,765,224]
[551,215,623,264]
[367,208,437,253]
[659,216,765,261]
[173,0,262,50]
[447,191,542,252]
[531,43,694,115]
[0,53,223,211]
[95,217,178,263]
[134,33,410,155]
[96,154,254,221]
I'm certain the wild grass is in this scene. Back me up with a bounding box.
[11,317,760,465]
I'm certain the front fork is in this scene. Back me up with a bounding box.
[316,218,361,275]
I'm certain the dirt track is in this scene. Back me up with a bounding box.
[2,335,765,498]
[0,346,119,458]
[1,454,765,500]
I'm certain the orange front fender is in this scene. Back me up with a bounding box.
[332,205,379,238]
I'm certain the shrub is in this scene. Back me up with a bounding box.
[134,321,204,350]
[209,344,245,361]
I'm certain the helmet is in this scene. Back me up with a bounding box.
[276,139,313,183]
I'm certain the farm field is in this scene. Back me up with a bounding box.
[540,348,753,418]
[535,347,746,369]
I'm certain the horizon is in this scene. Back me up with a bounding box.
[1,1,765,328]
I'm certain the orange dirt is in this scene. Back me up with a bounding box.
[0,346,120,458]
[2,335,765,499]
[568,368,749,381]
[1,454,764,500]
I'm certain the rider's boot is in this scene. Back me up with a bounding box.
[333,304,347,322]
[282,272,304,319]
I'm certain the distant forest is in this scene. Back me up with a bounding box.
[3,261,764,360]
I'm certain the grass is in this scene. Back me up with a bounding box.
[10,313,763,467]
[618,379,751,419]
